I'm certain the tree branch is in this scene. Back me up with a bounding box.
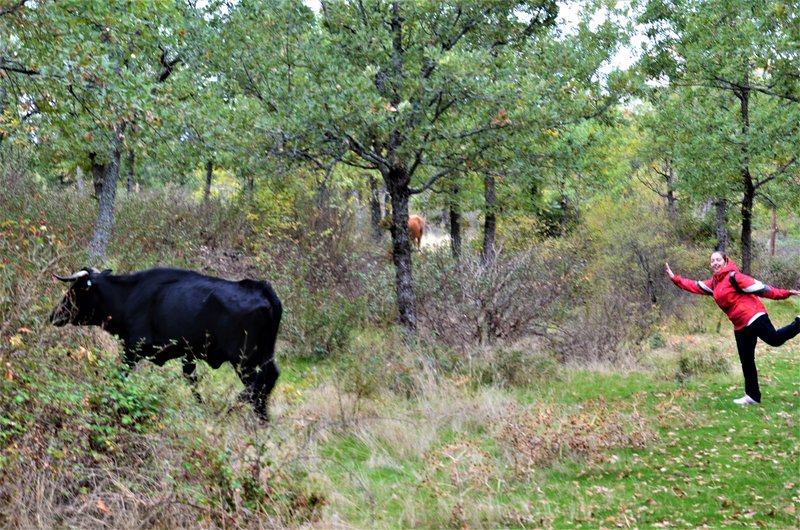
[409,167,454,195]
[754,156,798,190]
[0,0,26,17]
[157,46,181,82]
[0,60,39,76]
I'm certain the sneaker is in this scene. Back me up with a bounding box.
[733,395,759,405]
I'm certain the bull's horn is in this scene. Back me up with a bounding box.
[54,270,90,282]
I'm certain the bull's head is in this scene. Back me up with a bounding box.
[50,268,104,326]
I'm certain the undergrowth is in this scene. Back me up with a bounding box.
[1,176,798,528]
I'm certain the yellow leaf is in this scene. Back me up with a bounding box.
[97,500,110,514]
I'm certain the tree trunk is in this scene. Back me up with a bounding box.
[664,160,677,221]
[769,208,777,257]
[204,159,213,205]
[76,165,85,193]
[89,152,104,198]
[740,174,754,274]
[126,149,135,194]
[88,129,124,264]
[384,168,417,333]
[738,87,753,275]
[449,185,462,260]
[481,172,496,266]
[368,174,383,243]
[715,198,728,252]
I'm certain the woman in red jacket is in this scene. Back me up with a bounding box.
[666,251,800,405]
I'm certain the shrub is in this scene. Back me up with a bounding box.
[0,345,325,528]
[0,185,93,340]
[471,344,560,388]
[335,331,416,403]
[284,285,366,359]
[547,191,691,363]
[757,253,800,290]
[674,345,731,383]
[414,243,577,347]
[112,187,251,271]
[177,434,326,527]
[495,399,656,475]
[261,223,395,360]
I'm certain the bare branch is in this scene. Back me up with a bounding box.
[754,156,798,190]
[0,0,26,17]
[409,167,454,195]
[0,60,39,76]
[157,46,181,82]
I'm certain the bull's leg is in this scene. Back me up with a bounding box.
[182,359,203,403]
[237,359,279,422]
[253,359,280,422]
[236,369,257,408]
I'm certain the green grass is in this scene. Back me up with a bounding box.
[3,316,797,528]
[303,333,800,528]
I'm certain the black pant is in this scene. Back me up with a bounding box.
[733,314,800,403]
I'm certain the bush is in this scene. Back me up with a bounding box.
[335,331,418,403]
[258,216,395,360]
[470,343,560,388]
[414,243,577,347]
[0,344,325,528]
[112,187,251,271]
[284,286,366,359]
[0,182,93,340]
[547,191,690,363]
[674,345,731,383]
[757,254,800,290]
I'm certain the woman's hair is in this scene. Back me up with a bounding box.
[712,251,729,263]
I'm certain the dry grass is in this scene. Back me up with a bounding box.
[495,398,657,477]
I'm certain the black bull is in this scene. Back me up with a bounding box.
[50,267,282,420]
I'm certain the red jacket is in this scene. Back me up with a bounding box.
[671,259,792,330]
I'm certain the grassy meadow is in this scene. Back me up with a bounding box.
[1,184,798,529]
[269,326,800,528]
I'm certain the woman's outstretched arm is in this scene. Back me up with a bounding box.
[728,270,800,299]
[666,262,714,296]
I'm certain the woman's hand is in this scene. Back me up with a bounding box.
[788,289,800,296]
[665,262,675,279]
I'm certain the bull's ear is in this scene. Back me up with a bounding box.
[101,269,112,275]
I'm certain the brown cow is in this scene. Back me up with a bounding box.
[408,215,425,250]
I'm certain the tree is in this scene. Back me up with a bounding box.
[637,0,800,273]
[211,0,626,333]
[0,1,191,262]
[314,0,627,332]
